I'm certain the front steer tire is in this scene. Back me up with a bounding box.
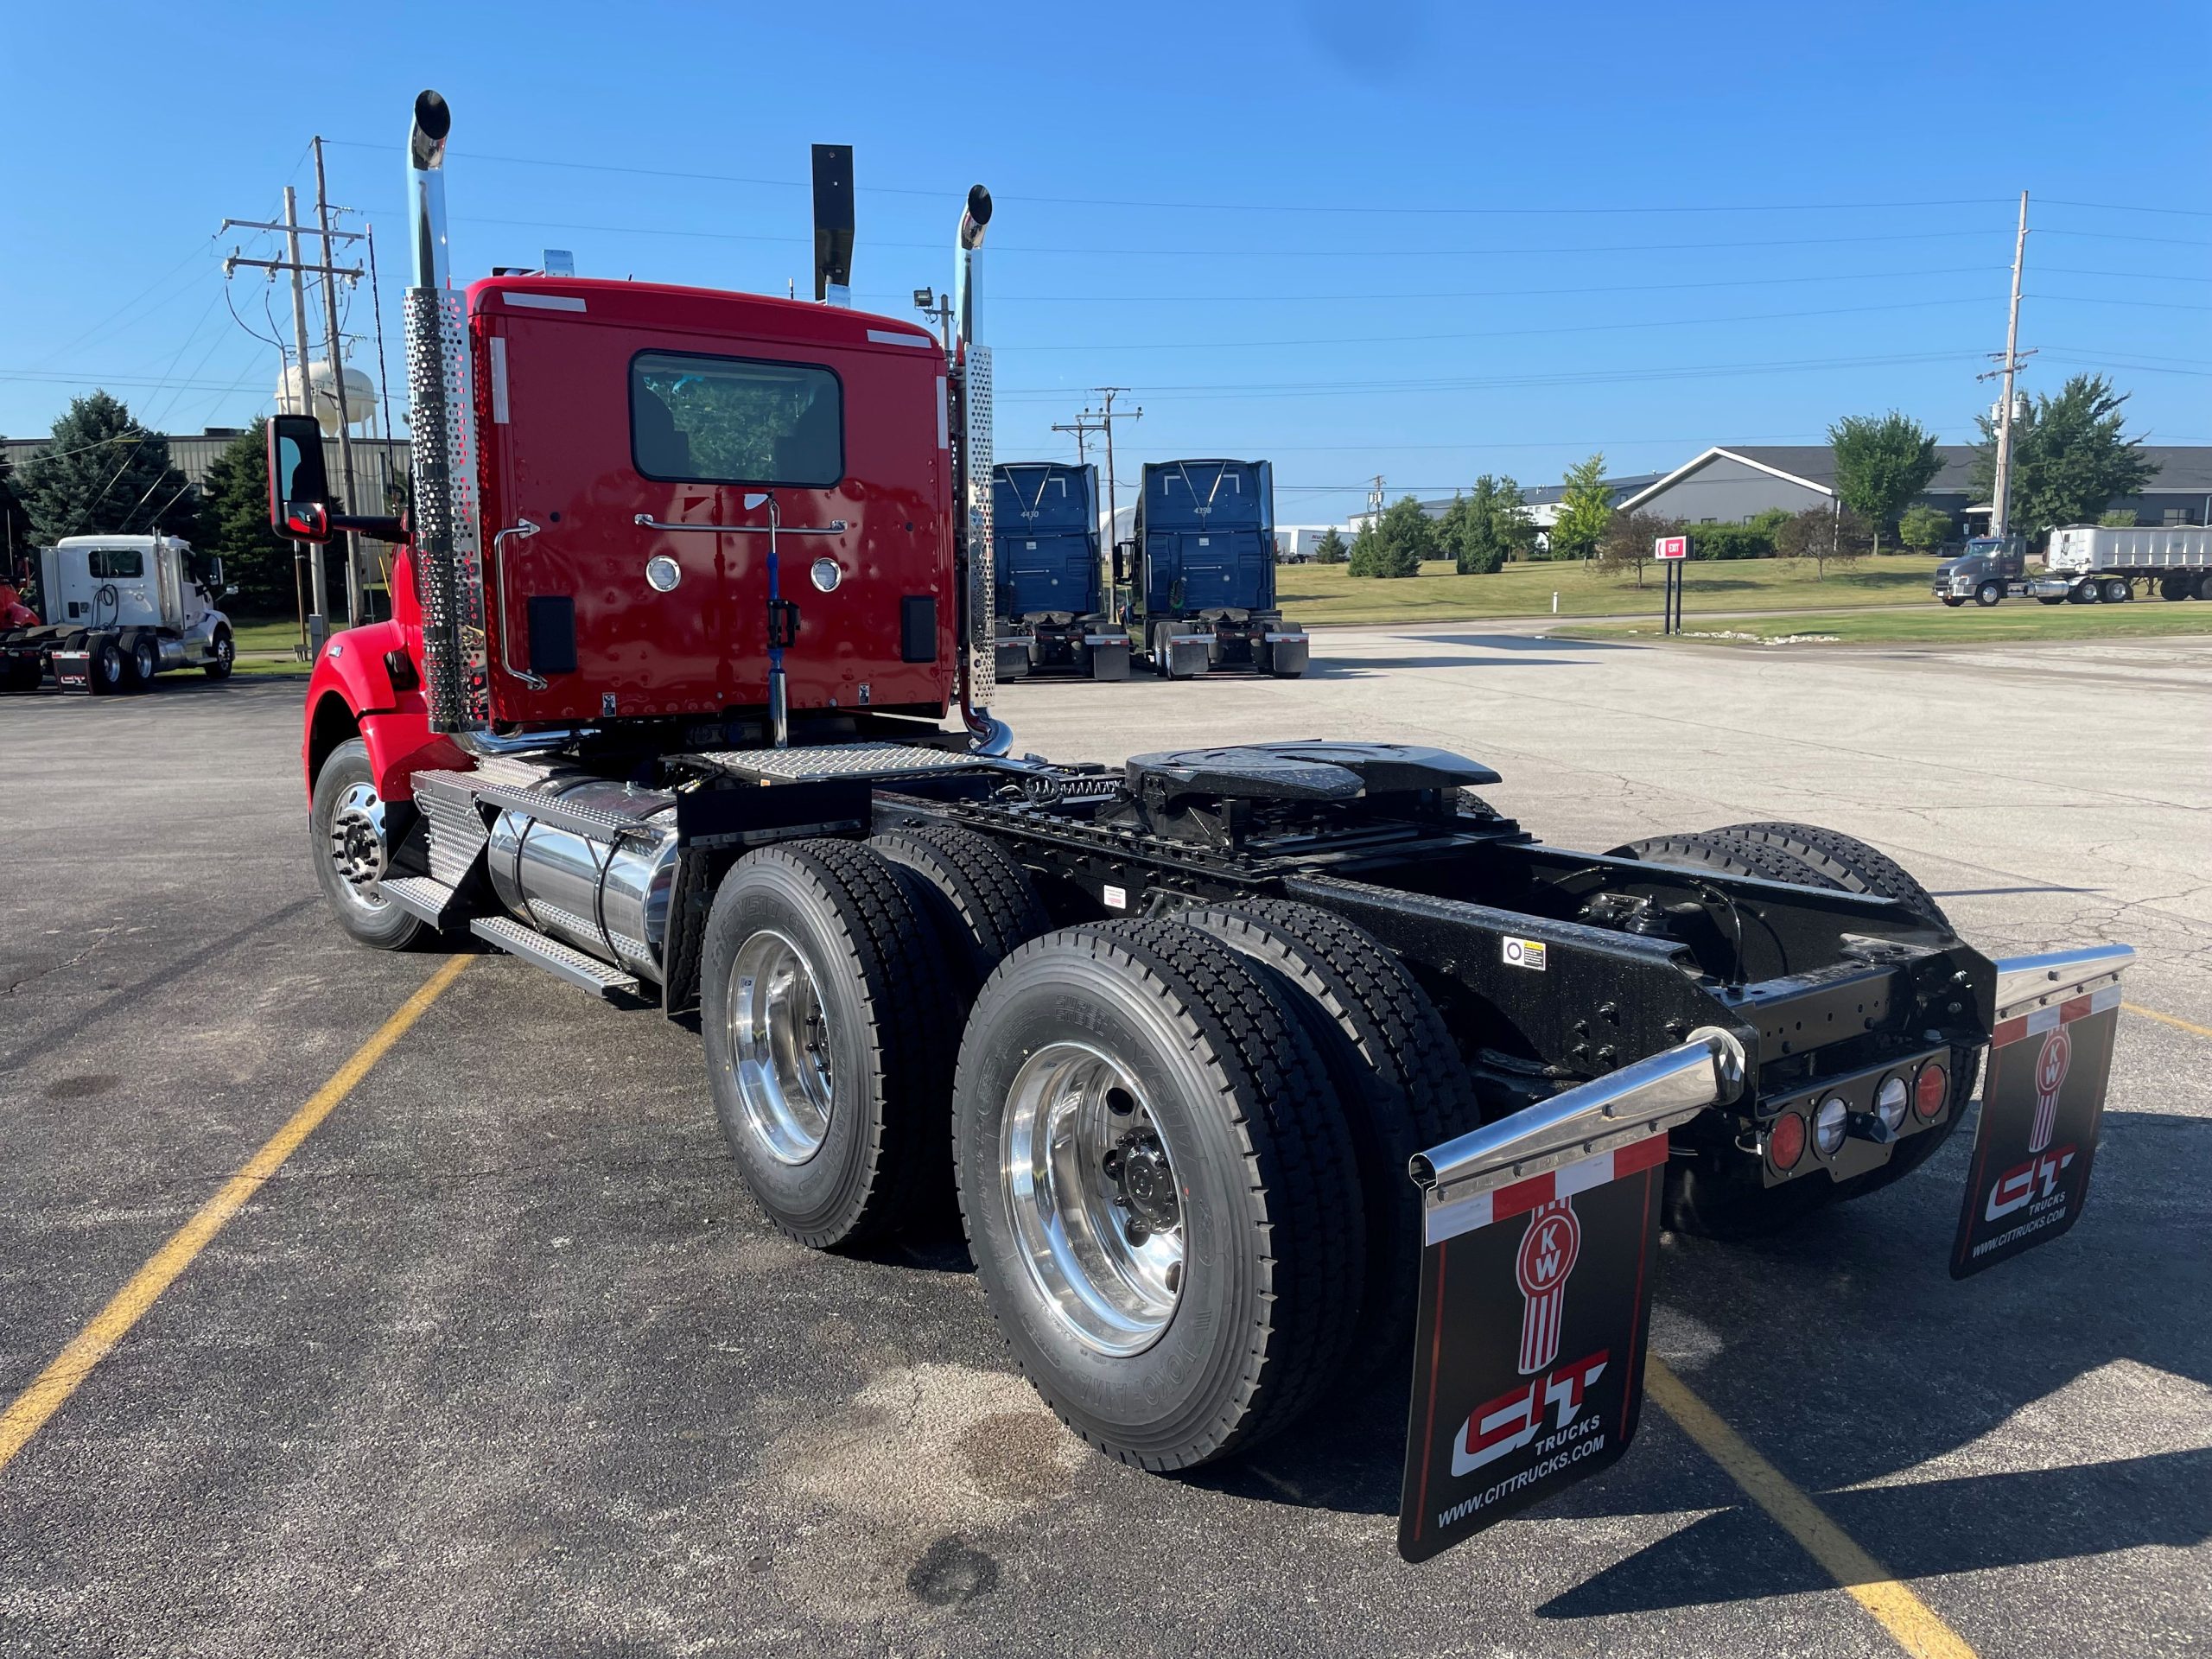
[308,738,429,952]
[954,920,1364,1469]
[702,839,961,1250]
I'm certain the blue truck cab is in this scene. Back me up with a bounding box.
[991,462,1131,681]
[1123,459,1306,679]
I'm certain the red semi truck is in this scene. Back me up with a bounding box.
[277,92,2133,1563]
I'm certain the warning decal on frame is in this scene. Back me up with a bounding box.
[1503,937,1548,972]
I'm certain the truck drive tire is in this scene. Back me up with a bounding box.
[2101,577,2133,603]
[702,839,961,1249]
[871,823,1051,995]
[1974,581,2004,607]
[123,632,159,689]
[2069,582,2099,604]
[1176,899,1479,1380]
[205,626,235,679]
[954,920,1363,1468]
[309,738,430,951]
[90,635,129,694]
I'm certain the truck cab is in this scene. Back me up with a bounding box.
[989,461,1129,680]
[1123,458,1306,679]
[1,535,234,691]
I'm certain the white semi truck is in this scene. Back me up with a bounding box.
[0,535,236,692]
[1933,524,2212,607]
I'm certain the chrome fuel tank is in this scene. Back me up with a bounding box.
[485,778,679,982]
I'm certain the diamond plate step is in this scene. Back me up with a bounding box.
[470,915,640,1000]
[695,742,992,783]
[382,875,461,927]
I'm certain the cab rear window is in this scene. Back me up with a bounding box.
[631,352,842,487]
[86,548,144,578]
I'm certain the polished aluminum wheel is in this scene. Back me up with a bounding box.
[729,929,835,1164]
[1001,1042,1184,1357]
[326,781,393,913]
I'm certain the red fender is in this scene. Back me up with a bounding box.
[300,552,471,802]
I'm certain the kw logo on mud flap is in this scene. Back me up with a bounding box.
[1452,1198,1608,1478]
[1985,1144,2076,1223]
[2032,1027,2071,1154]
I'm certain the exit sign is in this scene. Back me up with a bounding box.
[1656,535,1689,560]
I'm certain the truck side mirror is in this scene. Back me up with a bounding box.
[266,414,333,543]
[1111,547,1128,586]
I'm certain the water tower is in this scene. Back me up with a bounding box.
[276,359,378,431]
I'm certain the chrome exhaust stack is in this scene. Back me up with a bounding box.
[403,89,490,735]
[950,185,1008,754]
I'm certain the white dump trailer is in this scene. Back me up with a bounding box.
[1932,526,2212,607]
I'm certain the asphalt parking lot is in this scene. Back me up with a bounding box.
[2,629,2207,1658]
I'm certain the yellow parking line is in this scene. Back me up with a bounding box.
[2124,1002,2212,1041]
[0,955,471,1475]
[1647,1357,1977,1659]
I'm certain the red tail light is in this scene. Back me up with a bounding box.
[1768,1110,1808,1172]
[1914,1060,1949,1120]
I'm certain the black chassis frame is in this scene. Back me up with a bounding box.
[651,754,1999,1192]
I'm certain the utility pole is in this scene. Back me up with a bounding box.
[1366,474,1386,529]
[1090,388,1141,554]
[315,137,364,625]
[219,200,365,652]
[1051,409,1103,466]
[283,187,327,648]
[1982,190,2035,543]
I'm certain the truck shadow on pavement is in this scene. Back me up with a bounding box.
[1185,1104,2212,1605]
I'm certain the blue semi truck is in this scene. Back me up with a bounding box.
[1121,458,1307,678]
[991,462,1133,681]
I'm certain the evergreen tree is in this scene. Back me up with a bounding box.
[1313,525,1348,564]
[194,420,300,613]
[0,448,34,588]
[1441,475,1532,574]
[1346,495,1433,578]
[1971,374,2155,536]
[16,391,197,543]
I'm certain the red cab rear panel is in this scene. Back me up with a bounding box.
[471,276,954,724]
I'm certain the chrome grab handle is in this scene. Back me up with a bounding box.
[492,519,545,690]
[632,514,847,535]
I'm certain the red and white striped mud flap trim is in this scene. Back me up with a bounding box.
[1953,980,2126,1279]
[1397,1130,1671,1563]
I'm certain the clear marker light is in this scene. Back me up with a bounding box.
[1874,1075,1910,1135]
[1814,1096,1849,1158]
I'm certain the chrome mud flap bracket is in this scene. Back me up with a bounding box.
[1398,1027,1745,1563]
[1951,944,2134,1279]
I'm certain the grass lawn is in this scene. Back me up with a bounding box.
[1276,555,1939,626]
[1552,601,2212,647]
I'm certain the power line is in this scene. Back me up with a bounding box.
[318,140,2014,217]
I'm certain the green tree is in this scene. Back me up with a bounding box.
[1777,504,1872,580]
[16,391,197,543]
[1896,504,1952,554]
[0,448,35,589]
[1829,411,1943,553]
[1441,475,1531,574]
[1313,525,1348,564]
[1549,453,1612,563]
[2098,509,2141,528]
[1348,497,1432,578]
[1596,511,1681,588]
[1971,374,2156,536]
[194,420,302,613]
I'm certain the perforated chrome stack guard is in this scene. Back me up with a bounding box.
[965,345,995,708]
[404,289,488,733]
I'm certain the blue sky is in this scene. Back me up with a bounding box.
[3,0,2207,524]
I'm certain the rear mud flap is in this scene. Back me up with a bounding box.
[1953,947,2133,1279]
[1398,1029,1745,1563]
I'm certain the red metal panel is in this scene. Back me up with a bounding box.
[473,278,954,725]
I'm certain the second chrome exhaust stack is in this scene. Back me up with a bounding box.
[952,185,1008,755]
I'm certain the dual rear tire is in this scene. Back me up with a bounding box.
[699,831,1475,1467]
